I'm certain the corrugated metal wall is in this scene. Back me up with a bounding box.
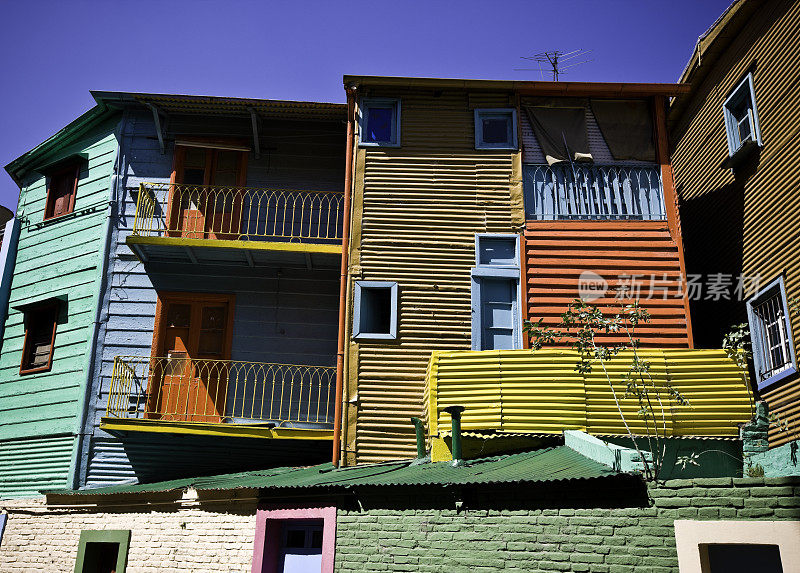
[427,349,752,438]
[0,116,120,497]
[0,434,73,498]
[80,110,344,486]
[670,0,800,446]
[345,88,520,464]
[524,220,690,346]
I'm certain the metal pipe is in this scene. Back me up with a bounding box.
[332,88,357,467]
[444,406,465,465]
[411,417,425,458]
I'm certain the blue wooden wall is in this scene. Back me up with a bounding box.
[79,109,344,488]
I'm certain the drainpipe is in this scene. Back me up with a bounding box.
[444,406,465,466]
[332,87,357,467]
[411,417,426,459]
[68,109,127,489]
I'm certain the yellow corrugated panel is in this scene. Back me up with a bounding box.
[670,0,800,444]
[426,349,753,438]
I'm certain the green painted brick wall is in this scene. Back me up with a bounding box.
[334,477,800,573]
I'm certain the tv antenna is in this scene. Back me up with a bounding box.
[514,50,593,81]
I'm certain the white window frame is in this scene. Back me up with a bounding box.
[471,234,523,350]
[358,98,401,148]
[474,108,518,150]
[723,73,762,157]
[746,275,797,390]
[674,520,800,573]
[352,281,398,341]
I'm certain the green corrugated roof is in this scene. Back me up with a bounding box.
[47,447,625,497]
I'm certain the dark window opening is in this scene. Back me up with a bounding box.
[45,164,80,220]
[360,287,392,334]
[20,304,58,374]
[482,118,510,144]
[705,543,783,573]
[81,542,120,573]
[366,107,394,143]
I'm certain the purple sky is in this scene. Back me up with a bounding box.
[0,0,730,209]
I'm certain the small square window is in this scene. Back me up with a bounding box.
[746,276,797,390]
[723,73,762,157]
[475,234,519,267]
[45,163,80,220]
[475,109,518,150]
[359,99,401,147]
[353,281,398,340]
[20,303,59,375]
[74,530,130,573]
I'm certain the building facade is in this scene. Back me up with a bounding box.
[669,0,800,472]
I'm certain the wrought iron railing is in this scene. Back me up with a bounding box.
[523,164,665,220]
[132,182,344,243]
[106,356,336,428]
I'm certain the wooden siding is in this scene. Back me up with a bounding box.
[344,88,520,464]
[524,220,690,347]
[79,109,344,486]
[669,0,800,446]
[427,349,753,438]
[0,117,120,497]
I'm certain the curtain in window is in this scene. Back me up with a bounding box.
[524,99,592,166]
[590,99,656,162]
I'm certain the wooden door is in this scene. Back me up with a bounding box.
[147,293,235,423]
[479,278,518,350]
[167,146,247,240]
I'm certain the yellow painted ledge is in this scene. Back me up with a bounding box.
[126,235,342,255]
[100,418,334,441]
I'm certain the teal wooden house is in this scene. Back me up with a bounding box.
[0,93,345,496]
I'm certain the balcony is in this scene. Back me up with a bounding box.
[101,356,336,440]
[524,164,665,220]
[425,349,753,439]
[127,182,344,267]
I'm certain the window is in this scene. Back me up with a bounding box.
[74,530,130,573]
[353,281,398,340]
[475,109,518,150]
[746,275,796,390]
[252,506,335,573]
[20,303,59,374]
[0,514,6,547]
[44,163,80,220]
[723,73,762,156]
[359,99,401,147]
[674,520,797,573]
[471,235,521,351]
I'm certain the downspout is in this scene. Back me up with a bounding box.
[332,87,357,467]
[68,109,127,489]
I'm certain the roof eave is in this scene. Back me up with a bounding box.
[343,75,690,98]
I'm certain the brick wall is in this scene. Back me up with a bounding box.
[1,478,799,572]
[0,496,258,572]
[334,477,800,573]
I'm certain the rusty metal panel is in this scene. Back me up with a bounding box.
[348,87,519,463]
[426,349,752,439]
[524,220,690,347]
[670,0,800,444]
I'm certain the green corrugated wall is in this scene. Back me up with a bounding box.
[0,116,119,497]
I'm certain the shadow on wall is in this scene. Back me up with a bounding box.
[679,177,746,349]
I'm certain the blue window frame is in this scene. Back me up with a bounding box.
[471,234,522,350]
[359,99,401,147]
[723,73,762,157]
[746,275,797,390]
[475,109,518,150]
[353,281,398,340]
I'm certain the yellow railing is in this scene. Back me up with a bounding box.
[106,356,336,427]
[132,182,344,243]
[426,349,754,438]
